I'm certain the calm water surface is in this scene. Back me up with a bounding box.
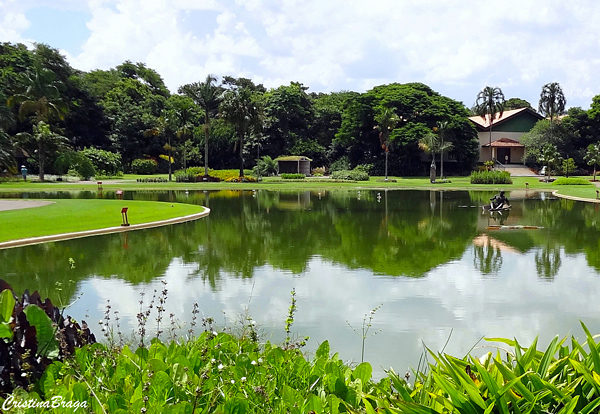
[2,189,600,376]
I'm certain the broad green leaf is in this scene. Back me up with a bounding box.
[24,304,59,358]
[224,397,249,414]
[0,289,15,323]
[353,362,373,385]
[316,340,330,359]
[0,323,12,339]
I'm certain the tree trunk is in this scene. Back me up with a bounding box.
[489,122,493,161]
[384,148,389,181]
[168,135,172,182]
[204,114,210,177]
[239,133,244,178]
[38,142,45,181]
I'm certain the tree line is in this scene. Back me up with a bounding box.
[1,42,599,180]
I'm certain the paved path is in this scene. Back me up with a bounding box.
[503,164,540,177]
[0,200,54,211]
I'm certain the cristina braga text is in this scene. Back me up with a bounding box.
[2,395,88,411]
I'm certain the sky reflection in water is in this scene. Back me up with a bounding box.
[2,189,600,376]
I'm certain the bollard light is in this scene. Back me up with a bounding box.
[525,182,529,190]
[596,190,599,200]
[121,207,130,227]
[97,181,103,191]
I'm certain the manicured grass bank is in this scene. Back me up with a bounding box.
[2,175,599,201]
[0,199,206,243]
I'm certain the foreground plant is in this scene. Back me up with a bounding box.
[376,323,600,413]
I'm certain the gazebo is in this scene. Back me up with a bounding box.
[275,156,312,176]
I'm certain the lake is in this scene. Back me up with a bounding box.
[2,189,600,377]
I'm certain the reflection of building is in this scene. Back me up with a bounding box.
[275,156,312,175]
[469,108,543,163]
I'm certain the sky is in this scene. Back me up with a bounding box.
[1,0,600,109]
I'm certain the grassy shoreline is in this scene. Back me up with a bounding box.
[2,174,599,202]
[0,199,207,243]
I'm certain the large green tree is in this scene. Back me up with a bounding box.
[504,97,532,110]
[374,107,400,180]
[15,121,70,180]
[584,143,600,181]
[539,82,566,122]
[220,79,264,177]
[7,62,67,124]
[474,86,505,161]
[179,75,223,177]
[262,82,314,158]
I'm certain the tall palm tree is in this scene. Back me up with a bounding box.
[436,121,452,179]
[220,87,262,177]
[474,86,505,161]
[419,132,453,183]
[15,121,69,181]
[539,82,566,122]
[179,75,223,177]
[0,128,14,171]
[7,62,67,124]
[374,107,400,181]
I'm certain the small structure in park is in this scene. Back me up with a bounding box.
[275,156,312,176]
[469,107,543,164]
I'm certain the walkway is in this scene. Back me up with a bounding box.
[503,164,540,177]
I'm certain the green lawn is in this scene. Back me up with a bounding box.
[0,199,207,243]
[1,175,598,200]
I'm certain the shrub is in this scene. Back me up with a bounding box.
[311,166,326,176]
[80,148,122,175]
[72,155,96,180]
[280,173,305,179]
[209,169,253,181]
[331,168,369,181]
[174,167,205,182]
[0,281,96,394]
[354,164,373,175]
[253,156,278,177]
[470,170,512,184]
[225,176,257,182]
[330,156,350,172]
[553,177,593,185]
[131,158,158,175]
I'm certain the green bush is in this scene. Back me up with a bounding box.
[553,177,592,185]
[131,158,158,175]
[174,166,205,182]
[253,156,278,177]
[470,170,512,184]
[281,173,305,179]
[72,155,96,180]
[80,147,122,175]
[331,168,369,181]
[209,169,253,181]
[330,156,350,172]
[311,166,326,176]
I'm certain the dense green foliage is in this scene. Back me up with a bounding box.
[470,170,512,184]
[331,169,370,181]
[0,282,96,395]
[2,278,600,413]
[79,147,122,176]
[131,158,158,174]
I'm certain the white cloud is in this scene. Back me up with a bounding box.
[3,0,600,107]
